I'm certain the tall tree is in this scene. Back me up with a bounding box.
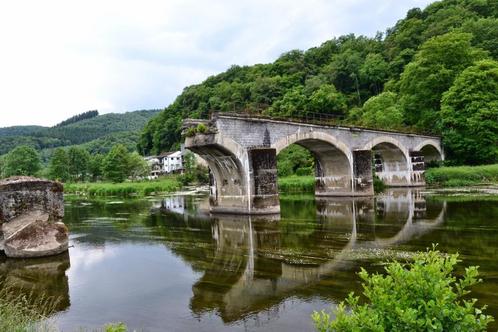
[48,148,70,182]
[440,59,498,165]
[67,147,90,182]
[399,32,487,131]
[102,144,130,183]
[349,92,404,130]
[128,152,150,179]
[88,154,104,181]
[1,145,41,177]
[360,53,389,94]
[308,84,347,115]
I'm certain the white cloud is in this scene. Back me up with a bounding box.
[0,0,434,127]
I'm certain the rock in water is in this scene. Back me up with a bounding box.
[0,177,68,258]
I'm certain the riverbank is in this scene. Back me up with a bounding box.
[64,177,182,197]
[63,164,498,197]
[277,175,315,193]
[277,175,386,193]
[425,164,498,187]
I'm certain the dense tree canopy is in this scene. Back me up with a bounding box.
[0,110,159,156]
[67,147,91,182]
[48,148,70,182]
[398,32,486,130]
[102,144,131,183]
[440,59,498,165]
[1,145,41,177]
[54,110,99,127]
[349,92,404,130]
[138,0,498,166]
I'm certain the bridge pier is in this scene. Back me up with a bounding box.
[247,147,280,214]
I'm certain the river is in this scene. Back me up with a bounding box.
[1,188,497,331]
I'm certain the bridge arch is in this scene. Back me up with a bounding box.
[273,131,354,196]
[187,136,249,214]
[414,140,444,163]
[363,136,411,186]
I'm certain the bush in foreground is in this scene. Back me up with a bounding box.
[312,247,493,331]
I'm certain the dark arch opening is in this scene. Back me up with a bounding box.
[277,139,352,196]
[371,142,410,186]
[187,145,247,213]
[419,144,442,167]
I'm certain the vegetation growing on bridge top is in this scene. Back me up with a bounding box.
[138,0,498,166]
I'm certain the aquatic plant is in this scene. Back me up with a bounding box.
[312,246,494,331]
[104,322,128,332]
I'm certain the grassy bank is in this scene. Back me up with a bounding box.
[278,175,315,193]
[425,164,498,187]
[0,287,126,332]
[0,284,57,332]
[64,177,182,197]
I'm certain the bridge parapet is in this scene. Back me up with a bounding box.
[184,113,443,215]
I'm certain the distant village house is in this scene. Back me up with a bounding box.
[145,150,184,178]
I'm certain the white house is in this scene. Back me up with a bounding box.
[160,151,183,173]
[144,150,184,177]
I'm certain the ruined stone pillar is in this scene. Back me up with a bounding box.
[0,177,68,258]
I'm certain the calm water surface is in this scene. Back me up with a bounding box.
[1,189,498,331]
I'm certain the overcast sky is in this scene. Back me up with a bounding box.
[0,0,434,127]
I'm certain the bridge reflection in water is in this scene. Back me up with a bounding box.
[157,189,446,323]
[0,190,447,329]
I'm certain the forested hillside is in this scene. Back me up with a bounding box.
[139,0,498,165]
[0,126,46,137]
[0,110,160,156]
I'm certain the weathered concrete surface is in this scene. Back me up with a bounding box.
[184,114,443,214]
[3,210,69,258]
[0,176,64,223]
[0,177,68,258]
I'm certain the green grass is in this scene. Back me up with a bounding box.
[0,285,57,332]
[278,175,315,193]
[64,177,182,197]
[425,164,498,187]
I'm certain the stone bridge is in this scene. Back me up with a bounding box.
[184,113,443,214]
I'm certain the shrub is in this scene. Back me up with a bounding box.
[105,322,127,332]
[373,176,385,193]
[185,127,197,137]
[296,166,313,176]
[278,175,315,193]
[312,246,493,331]
[196,123,208,134]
